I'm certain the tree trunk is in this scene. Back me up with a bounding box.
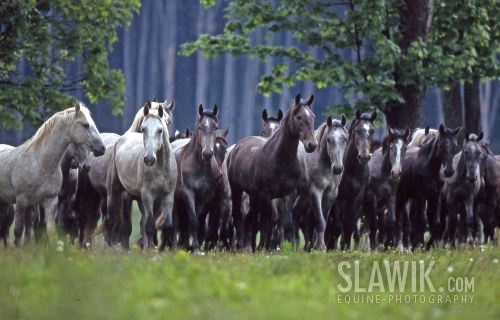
[463,77,482,134]
[441,82,462,129]
[384,0,433,129]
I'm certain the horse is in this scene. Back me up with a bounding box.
[55,143,89,242]
[363,127,410,250]
[76,98,174,247]
[396,124,461,250]
[170,128,192,143]
[408,126,438,147]
[291,115,348,251]
[171,104,221,251]
[441,132,483,248]
[227,93,317,251]
[325,110,377,251]
[474,142,499,243]
[107,103,177,249]
[0,102,105,246]
[261,109,283,138]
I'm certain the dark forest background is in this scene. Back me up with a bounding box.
[1,0,499,151]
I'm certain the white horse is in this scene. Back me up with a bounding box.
[292,115,348,251]
[78,98,174,247]
[408,126,438,147]
[106,103,177,249]
[0,102,105,245]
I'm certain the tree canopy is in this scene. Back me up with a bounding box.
[181,0,500,128]
[0,0,140,129]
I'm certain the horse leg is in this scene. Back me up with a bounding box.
[310,187,326,251]
[259,198,273,251]
[119,193,133,249]
[443,195,457,249]
[0,202,14,247]
[291,190,309,250]
[363,192,377,251]
[230,185,244,250]
[425,195,441,250]
[159,191,176,251]
[140,192,155,249]
[40,197,58,243]
[412,198,426,249]
[326,200,341,250]
[464,197,475,246]
[181,189,199,252]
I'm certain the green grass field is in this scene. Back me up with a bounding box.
[0,242,498,320]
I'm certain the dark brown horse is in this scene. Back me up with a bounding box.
[396,124,460,250]
[363,127,410,250]
[227,94,317,250]
[325,111,377,251]
[171,104,221,251]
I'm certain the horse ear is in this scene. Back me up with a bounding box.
[174,129,180,136]
[305,94,314,107]
[158,104,164,118]
[452,127,461,136]
[404,127,411,140]
[465,131,470,141]
[185,128,190,137]
[387,126,394,136]
[223,127,229,138]
[75,102,81,113]
[295,93,302,105]
[370,111,377,122]
[198,104,204,116]
[213,104,218,116]
[143,102,150,117]
[438,124,445,134]
[425,126,430,135]
[164,99,175,112]
[277,109,283,121]
[341,114,347,127]
[356,110,361,120]
[262,109,268,121]
[477,132,483,141]
[327,115,332,127]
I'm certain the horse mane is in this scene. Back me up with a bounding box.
[409,127,438,147]
[127,100,173,133]
[479,141,494,156]
[24,105,88,150]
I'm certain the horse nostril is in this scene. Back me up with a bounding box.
[306,142,317,152]
[391,170,401,178]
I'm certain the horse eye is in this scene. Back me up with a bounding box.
[296,115,302,120]
[158,129,163,134]
[82,123,89,129]
[141,127,145,132]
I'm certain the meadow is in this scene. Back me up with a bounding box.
[0,241,498,320]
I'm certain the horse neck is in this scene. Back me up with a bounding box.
[183,128,203,160]
[268,117,299,161]
[156,126,172,166]
[455,151,466,180]
[28,119,72,172]
[344,135,362,172]
[423,139,443,177]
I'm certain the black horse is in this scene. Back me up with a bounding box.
[325,111,377,251]
[396,124,460,250]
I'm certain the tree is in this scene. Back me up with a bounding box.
[0,0,139,129]
[180,0,500,129]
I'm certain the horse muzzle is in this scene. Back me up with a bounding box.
[391,170,401,179]
[144,155,156,166]
[304,141,318,153]
[332,165,344,175]
[202,150,214,161]
[357,154,371,164]
[444,168,454,177]
[92,144,106,157]
[466,175,477,183]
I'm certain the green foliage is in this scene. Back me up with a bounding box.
[0,245,498,319]
[0,0,140,129]
[181,0,500,117]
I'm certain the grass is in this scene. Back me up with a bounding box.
[0,242,498,320]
